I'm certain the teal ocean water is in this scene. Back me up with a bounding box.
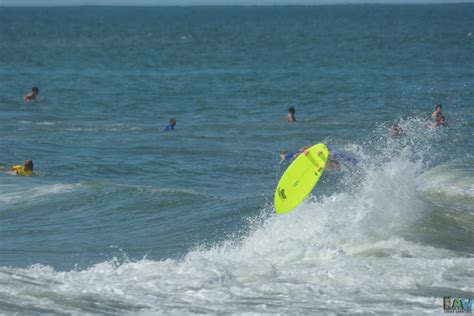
[0,5,473,314]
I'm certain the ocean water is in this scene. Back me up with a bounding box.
[0,4,473,314]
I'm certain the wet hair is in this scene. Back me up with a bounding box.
[435,103,442,110]
[32,86,39,93]
[288,106,296,114]
[24,160,34,171]
[170,118,176,125]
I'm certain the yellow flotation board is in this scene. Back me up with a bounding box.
[11,165,34,176]
[274,143,329,214]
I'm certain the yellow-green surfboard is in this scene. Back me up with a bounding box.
[274,143,329,214]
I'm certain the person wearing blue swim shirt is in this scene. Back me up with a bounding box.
[164,118,176,131]
[280,146,357,170]
[280,147,307,161]
[329,150,358,165]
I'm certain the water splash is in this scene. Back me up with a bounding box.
[1,117,472,314]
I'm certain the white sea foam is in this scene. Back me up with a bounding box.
[36,121,55,126]
[417,158,474,199]
[0,184,78,205]
[0,118,472,314]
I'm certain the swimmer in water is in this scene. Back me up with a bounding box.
[9,160,34,176]
[287,106,296,122]
[164,118,177,131]
[23,86,44,102]
[431,103,443,120]
[390,123,405,137]
[433,114,447,127]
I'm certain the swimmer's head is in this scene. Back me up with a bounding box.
[435,103,442,111]
[170,118,176,126]
[288,106,295,114]
[32,87,39,94]
[24,160,34,171]
[391,124,404,136]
